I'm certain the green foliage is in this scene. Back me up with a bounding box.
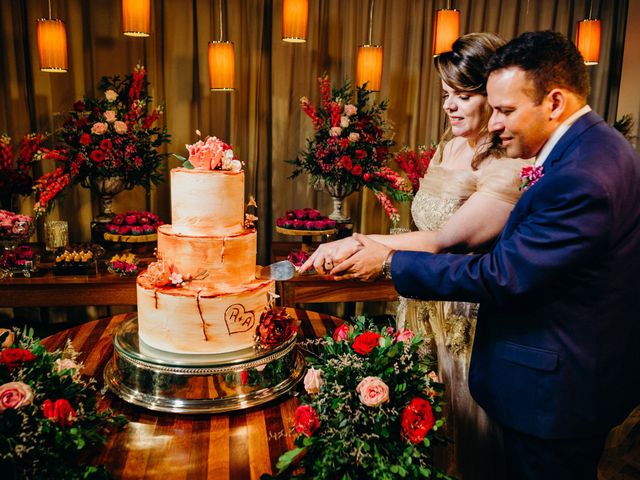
[263,316,453,480]
[0,327,127,479]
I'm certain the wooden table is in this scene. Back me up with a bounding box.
[41,308,342,480]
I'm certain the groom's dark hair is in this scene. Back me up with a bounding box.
[486,30,590,104]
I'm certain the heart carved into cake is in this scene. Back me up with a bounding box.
[224,304,256,335]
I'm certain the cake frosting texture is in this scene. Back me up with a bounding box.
[137,165,273,355]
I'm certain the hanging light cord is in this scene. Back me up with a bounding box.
[588,0,593,19]
[367,0,374,45]
[48,0,52,19]
[218,0,223,41]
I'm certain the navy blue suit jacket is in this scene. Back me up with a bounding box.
[392,111,640,439]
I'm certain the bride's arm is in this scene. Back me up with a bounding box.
[368,191,514,253]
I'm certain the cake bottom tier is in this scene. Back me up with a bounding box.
[136,277,275,354]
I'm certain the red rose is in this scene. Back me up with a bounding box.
[292,219,304,229]
[401,397,435,444]
[340,155,353,171]
[42,398,77,427]
[351,331,382,355]
[355,149,367,159]
[75,117,89,128]
[79,133,92,146]
[294,209,306,220]
[303,220,314,230]
[111,213,125,226]
[339,138,350,149]
[305,209,321,220]
[73,100,85,112]
[117,225,131,235]
[294,404,320,437]
[352,164,363,176]
[100,139,113,151]
[276,217,286,227]
[89,149,105,163]
[130,226,143,235]
[0,348,36,369]
[312,219,328,230]
[125,214,138,225]
[363,172,372,182]
[285,210,296,220]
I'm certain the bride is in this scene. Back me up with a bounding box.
[300,33,531,479]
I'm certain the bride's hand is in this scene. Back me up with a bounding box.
[331,233,392,281]
[299,236,362,274]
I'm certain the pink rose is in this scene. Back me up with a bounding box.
[394,328,415,343]
[340,116,350,128]
[348,132,360,142]
[125,214,138,225]
[90,122,107,135]
[0,329,14,349]
[305,209,321,220]
[294,209,306,220]
[114,121,128,134]
[0,382,34,412]
[344,104,357,116]
[329,126,342,137]
[356,376,390,407]
[332,324,350,342]
[303,220,314,230]
[292,219,304,229]
[294,405,320,437]
[103,110,116,123]
[303,367,323,395]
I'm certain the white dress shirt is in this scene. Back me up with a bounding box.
[534,105,592,167]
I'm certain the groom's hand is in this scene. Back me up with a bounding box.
[330,233,391,281]
[299,236,361,274]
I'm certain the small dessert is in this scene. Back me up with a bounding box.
[103,211,164,243]
[276,209,336,232]
[53,248,94,275]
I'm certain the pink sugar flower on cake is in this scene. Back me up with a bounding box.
[185,135,239,171]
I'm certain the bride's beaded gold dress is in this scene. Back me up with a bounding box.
[397,150,529,480]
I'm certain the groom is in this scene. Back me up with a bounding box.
[332,31,640,479]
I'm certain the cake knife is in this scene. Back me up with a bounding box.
[256,260,296,281]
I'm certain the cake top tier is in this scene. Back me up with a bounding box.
[170,168,246,235]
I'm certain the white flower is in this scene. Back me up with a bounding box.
[348,132,360,142]
[105,90,118,102]
[103,110,116,123]
[344,104,357,116]
[303,367,323,394]
[169,272,183,286]
[340,116,350,128]
[230,160,242,172]
[329,126,342,137]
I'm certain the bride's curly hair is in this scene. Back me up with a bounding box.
[435,32,506,169]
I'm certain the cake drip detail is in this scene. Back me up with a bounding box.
[221,237,225,264]
[196,291,208,341]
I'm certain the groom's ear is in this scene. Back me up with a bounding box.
[546,88,567,121]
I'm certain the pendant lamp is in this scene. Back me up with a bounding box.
[282,0,308,43]
[122,0,151,37]
[356,0,382,91]
[36,1,68,73]
[575,2,601,65]
[433,1,460,56]
[209,1,235,91]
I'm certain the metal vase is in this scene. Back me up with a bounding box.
[315,178,355,223]
[84,176,128,223]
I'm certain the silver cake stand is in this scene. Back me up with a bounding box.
[103,315,305,414]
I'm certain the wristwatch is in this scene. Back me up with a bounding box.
[382,250,395,279]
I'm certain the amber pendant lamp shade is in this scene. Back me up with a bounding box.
[356,45,383,92]
[122,0,150,37]
[433,8,460,56]
[282,0,308,42]
[36,19,68,73]
[209,41,235,91]
[575,19,601,65]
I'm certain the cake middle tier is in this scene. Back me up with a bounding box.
[157,224,257,287]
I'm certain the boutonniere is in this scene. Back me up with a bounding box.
[519,165,544,191]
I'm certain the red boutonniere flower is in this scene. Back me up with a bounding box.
[294,404,320,437]
[519,165,544,191]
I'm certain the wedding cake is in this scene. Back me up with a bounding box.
[136,136,274,354]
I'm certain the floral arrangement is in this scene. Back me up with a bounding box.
[0,210,33,241]
[0,133,46,202]
[0,246,36,272]
[174,131,242,172]
[108,253,139,276]
[0,327,126,478]
[143,253,208,288]
[519,165,544,191]
[276,209,337,231]
[290,76,412,224]
[395,145,437,194]
[33,64,170,216]
[267,317,451,479]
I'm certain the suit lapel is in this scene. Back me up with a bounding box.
[545,111,604,171]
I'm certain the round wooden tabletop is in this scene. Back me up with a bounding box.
[41,308,343,480]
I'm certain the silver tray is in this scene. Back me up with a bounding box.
[104,315,305,413]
